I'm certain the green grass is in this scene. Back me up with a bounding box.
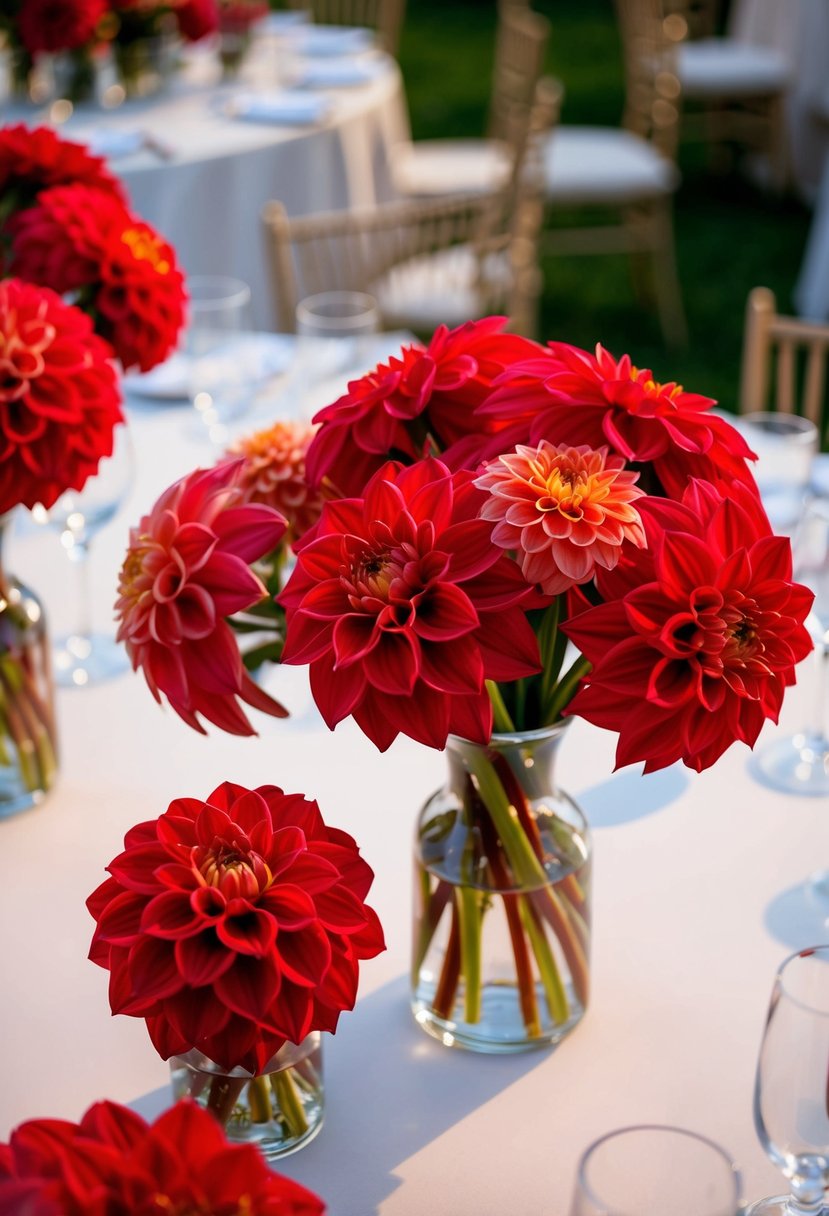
[397,0,812,411]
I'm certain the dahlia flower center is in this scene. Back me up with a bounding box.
[122,227,171,275]
[195,842,273,900]
[631,366,682,401]
[117,541,152,603]
[346,548,407,604]
[533,452,610,520]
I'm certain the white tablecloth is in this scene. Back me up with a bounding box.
[2,39,409,328]
[0,366,825,1213]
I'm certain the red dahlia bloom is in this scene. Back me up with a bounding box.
[0,278,122,515]
[177,0,220,39]
[563,480,815,773]
[305,317,544,496]
[0,1099,325,1216]
[18,0,106,54]
[0,125,126,217]
[115,463,288,736]
[87,782,385,1073]
[279,458,540,751]
[479,342,757,499]
[9,184,186,372]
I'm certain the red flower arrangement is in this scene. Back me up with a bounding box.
[0,1099,325,1216]
[115,463,289,735]
[0,125,126,222]
[8,182,186,373]
[16,0,107,54]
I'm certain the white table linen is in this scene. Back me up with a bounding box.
[0,361,823,1214]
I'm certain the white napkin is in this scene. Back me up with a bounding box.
[292,58,383,88]
[224,90,330,125]
[289,24,374,57]
[70,126,145,160]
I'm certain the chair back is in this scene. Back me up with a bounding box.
[740,286,829,443]
[487,5,550,144]
[662,0,724,39]
[286,0,406,56]
[615,0,682,161]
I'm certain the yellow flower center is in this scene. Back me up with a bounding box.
[121,227,171,275]
[196,844,273,899]
[630,365,683,399]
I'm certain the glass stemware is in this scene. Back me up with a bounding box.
[186,275,252,446]
[746,946,829,1216]
[34,423,135,688]
[294,290,380,419]
[569,1124,743,1215]
[735,413,818,536]
[752,496,829,795]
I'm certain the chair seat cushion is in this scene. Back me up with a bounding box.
[677,39,790,98]
[543,127,679,205]
[390,139,512,198]
[370,244,511,331]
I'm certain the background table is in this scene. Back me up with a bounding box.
[0,363,825,1214]
[3,38,409,328]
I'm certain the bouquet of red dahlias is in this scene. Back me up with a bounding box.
[115,315,815,1054]
[88,780,384,1156]
[0,1098,325,1215]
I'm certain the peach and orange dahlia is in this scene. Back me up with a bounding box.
[227,420,324,544]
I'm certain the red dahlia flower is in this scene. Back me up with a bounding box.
[0,1099,325,1216]
[0,278,122,515]
[479,342,757,499]
[563,480,815,773]
[87,782,385,1073]
[177,0,220,39]
[279,458,540,751]
[18,0,107,54]
[9,184,186,372]
[305,316,543,496]
[0,125,126,219]
[474,441,646,595]
[226,420,324,544]
[115,463,288,736]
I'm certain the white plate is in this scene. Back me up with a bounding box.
[124,334,295,401]
[222,90,330,125]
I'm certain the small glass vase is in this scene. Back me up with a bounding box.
[114,34,177,99]
[412,722,591,1053]
[0,518,59,818]
[170,1033,324,1160]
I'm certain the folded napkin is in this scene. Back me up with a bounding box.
[292,58,383,88]
[69,126,146,160]
[288,24,374,57]
[224,90,330,125]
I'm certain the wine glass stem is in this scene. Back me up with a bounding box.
[815,634,829,744]
[67,536,93,642]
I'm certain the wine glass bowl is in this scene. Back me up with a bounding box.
[746,946,829,1215]
[186,276,253,445]
[35,422,135,687]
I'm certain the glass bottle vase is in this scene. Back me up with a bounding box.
[170,1033,324,1160]
[0,519,59,818]
[412,723,591,1053]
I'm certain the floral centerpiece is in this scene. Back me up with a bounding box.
[0,1098,325,1214]
[115,316,814,1053]
[0,125,186,816]
[87,779,385,1156]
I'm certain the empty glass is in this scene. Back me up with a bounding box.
[186,276,253,445]
[746,946,829,1216]
[737,412,819,534]
[34,422,135,687]
[752,496,829,795]
[294,290,380,419]
[569,1124,743,1215]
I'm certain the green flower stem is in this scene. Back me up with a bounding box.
[271,1068,309,1139]
[456,885,483,1024]
[542,655,592,726]
[531,886,590,1007]
[486,680,516,733]
[536,599,562,712]
[247,1076,273,1124]
[519,896,569,1025]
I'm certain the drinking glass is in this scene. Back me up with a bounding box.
[746,946,829,1215]
[736,412,818,534]
[752,496,829,795]
[569,1124,743,1215]
[186,276,252,445]
[35,422,135,687]
[294,290,380,419]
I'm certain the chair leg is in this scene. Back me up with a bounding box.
[648,200,688,350]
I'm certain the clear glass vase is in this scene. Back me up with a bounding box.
[0,519,59,818]
[170,1033,324,1160]
[412,723,591,1053]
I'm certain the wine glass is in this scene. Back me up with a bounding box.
[752,496,829,795]
[735,413,818,535]
[569,1124,743,1215]
[34,423,135,688]
[746,946,829,1216]
[186,276,252,446]
[294,290,380,420]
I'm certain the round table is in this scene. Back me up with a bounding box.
[2,36,409,327]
